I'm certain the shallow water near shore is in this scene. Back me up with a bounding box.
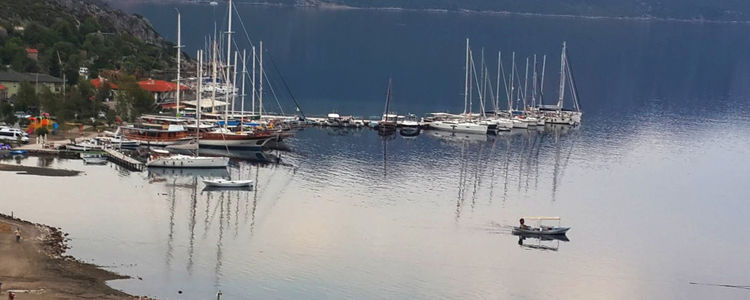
[3,3,750,299]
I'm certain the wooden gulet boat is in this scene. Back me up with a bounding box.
[146,21,229,170]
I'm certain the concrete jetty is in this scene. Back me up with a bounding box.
[104,149,144,171]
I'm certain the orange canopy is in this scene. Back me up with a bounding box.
[138,79,189,93]
[90,78,119,89]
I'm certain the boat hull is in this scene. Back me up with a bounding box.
[199,133,273,149]
[512,227,570,235]
[399,126,420,137]
[147,156,229,168]
[202,179,253,188]
[82,157,108,165]
[429,121,488,134]
[511,120,529,129]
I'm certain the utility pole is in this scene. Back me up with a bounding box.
[56,51,65,96]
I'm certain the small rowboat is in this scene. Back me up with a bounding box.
[202,178,253,188]
[82,155,108,165]
[513,226,570,235]
[512,216,570,235]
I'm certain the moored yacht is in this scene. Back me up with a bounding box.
[121,124,193,146]
[430,120,488,134]
[147,154,229,168]
[399,114,420,136]
[199,127,275,149]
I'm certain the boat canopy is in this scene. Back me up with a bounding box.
[182,99,228,108]
[522,216,561,221]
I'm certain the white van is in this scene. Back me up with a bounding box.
[0,127,30,144]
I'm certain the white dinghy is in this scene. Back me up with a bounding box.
[202,178,253,188]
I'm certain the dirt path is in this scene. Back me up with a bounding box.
[0,214,133,299]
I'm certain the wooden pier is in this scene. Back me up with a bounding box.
[104,149,145,171]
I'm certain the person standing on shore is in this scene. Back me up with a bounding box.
[14,228,20,242]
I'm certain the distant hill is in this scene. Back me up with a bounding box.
[313,0,750,21]
[195,0,750,22]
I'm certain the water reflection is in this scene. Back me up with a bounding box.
[37,156,55,167]
[149,167,230,180]
[516,233,570,251]
[410,125,581,220]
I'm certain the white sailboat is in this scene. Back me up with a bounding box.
[539,42,582,125]
[199,2,276,149]
[431,38,488,135]
[147,19,229,169]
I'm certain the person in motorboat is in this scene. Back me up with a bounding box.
[519,218,530,230]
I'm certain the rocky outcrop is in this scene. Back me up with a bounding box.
[47,0,166,46]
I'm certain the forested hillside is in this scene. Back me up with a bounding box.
[0,0,178,83]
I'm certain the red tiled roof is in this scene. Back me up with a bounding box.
[26,48,38,54]
[137,79,189,93]
[0,84,5,90]
[90,78,118,89]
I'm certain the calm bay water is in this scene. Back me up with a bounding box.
[2,3,750,299]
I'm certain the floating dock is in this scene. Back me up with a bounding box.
[104,149,145,171]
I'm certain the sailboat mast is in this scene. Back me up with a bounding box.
[176,12,182,117]
[564,47,581,113]
[509,52,515,113]
[468,49,473,118]
[251,46,256,116]
[463,38,470,115]
[496,51,501,115]
[469,52,483,118]
[523,57,529,111]
[540,55,547,105]
[500,51,510,112]
[240,49,246,133]
[480,48,487,117]
[224,0,233,129]
[211,39,217,114]
[557,41,567,110]
[259,41,263,120]
[232,51,238,118]
[196,50,202,156]
[532,55,537,108]
[384,78,392,121]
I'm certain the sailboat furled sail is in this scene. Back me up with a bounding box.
[538,41,582,125]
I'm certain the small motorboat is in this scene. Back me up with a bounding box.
[9,149,27,155]
[82,154,108,165]
[202,178,253,188]
[512,217,570,235]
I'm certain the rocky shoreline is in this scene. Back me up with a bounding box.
[0,213,133,299]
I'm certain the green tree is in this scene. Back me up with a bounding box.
[79,16,101,37]
[15,81,38,114]
[0,101,18,125]
[38,86,62,116]
[115,76,154,121]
